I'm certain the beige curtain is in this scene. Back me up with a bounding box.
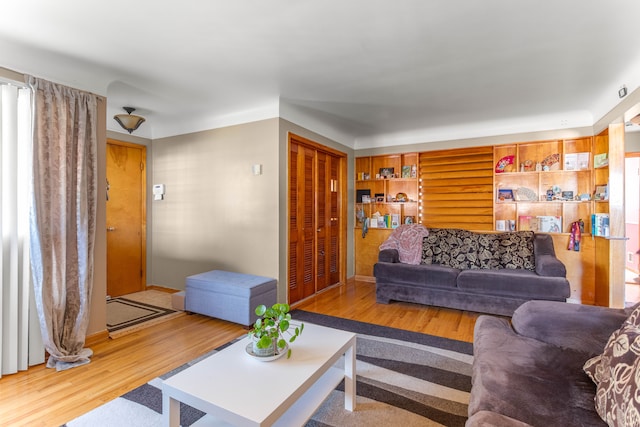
[28,76,98,371]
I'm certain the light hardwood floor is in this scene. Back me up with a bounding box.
[0,280,480,427]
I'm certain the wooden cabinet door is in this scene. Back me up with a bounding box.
[288,137,343,304]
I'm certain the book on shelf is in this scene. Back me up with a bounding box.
[518,216,538,231]
[564,152,590,170]
[594,153,609,168]
[592,213,610,237]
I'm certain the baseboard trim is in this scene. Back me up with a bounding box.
[85,329,109,346]
[146,285,181,293]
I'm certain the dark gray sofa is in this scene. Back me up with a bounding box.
[374,229,570,316]
[467,300,633,426]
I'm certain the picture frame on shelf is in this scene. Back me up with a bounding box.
[379,167,394,178]
[496,188,514,202]
[401,165,411,178]
[561,191,574,201]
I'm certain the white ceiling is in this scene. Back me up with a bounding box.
[1,0,639,149]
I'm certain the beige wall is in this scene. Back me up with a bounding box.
[150,119,282,296]
[86,98,107,336]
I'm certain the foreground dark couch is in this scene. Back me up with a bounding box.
[468,300,636,426]
[374,229,570,316]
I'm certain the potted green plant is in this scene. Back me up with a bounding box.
[249,303,304,359]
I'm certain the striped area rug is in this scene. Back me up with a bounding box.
[64,311,473,426]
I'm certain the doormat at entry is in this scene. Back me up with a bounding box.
[107,298,176,332]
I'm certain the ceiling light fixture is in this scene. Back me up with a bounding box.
[114,107,145,133]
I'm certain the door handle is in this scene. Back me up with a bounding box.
[107,227,116,232]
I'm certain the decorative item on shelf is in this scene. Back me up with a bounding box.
[361,195,371,203]
[541,153,560,171]
[594,184,609,201]
[395,192,408,202]
[247,303,304,360]
[561,191,574,201]
[535,162,542,171]
[497,188,514,202]
[567,219,584,251]
[401,165,411,178]
[496,220,506,231]
[546,188,554,201]
[411,165,417,178]
[495,155,515,173]
[356,206,365,224]
[523,159,534,171]
[515,187,537,201]
[379,167,394,178]
[375,193,385,203]
[404,216,414,224]
[579,193,590,201]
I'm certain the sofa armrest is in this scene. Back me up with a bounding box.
[534,254,566,277]
[511,300,627,356]
[378,248,400,263]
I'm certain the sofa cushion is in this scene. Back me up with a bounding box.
[477,231,535,271]
[421,228,480,269]
[583,306,640,426]
[374,261,459,288]
[457,269,569,300]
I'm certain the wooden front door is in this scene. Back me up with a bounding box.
[106,140,146,297]
[288,134,344,304]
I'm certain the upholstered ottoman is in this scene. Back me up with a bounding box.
[185,270,277,326]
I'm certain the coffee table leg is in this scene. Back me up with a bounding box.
[162,392,180,427]
[344,341,356,411]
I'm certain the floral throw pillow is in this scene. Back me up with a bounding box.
[583,306,640,426]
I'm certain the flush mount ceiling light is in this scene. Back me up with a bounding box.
[114,107,145,133]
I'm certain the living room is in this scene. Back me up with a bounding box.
[2,2,640,425]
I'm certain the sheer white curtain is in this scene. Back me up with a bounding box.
[0,83,44,378]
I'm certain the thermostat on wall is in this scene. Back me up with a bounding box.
[153,184,165,200]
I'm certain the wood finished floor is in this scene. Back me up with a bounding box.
[0,280,480,427]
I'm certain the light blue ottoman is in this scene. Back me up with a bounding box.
[185,270,277,326]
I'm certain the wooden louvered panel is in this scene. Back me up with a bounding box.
[316,152,328,291]
[288,241,298,296]
[289,144,298,231]
[419,146,494,231]
[329,154,340,285]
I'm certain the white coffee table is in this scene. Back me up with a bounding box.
[162,322,356,426]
